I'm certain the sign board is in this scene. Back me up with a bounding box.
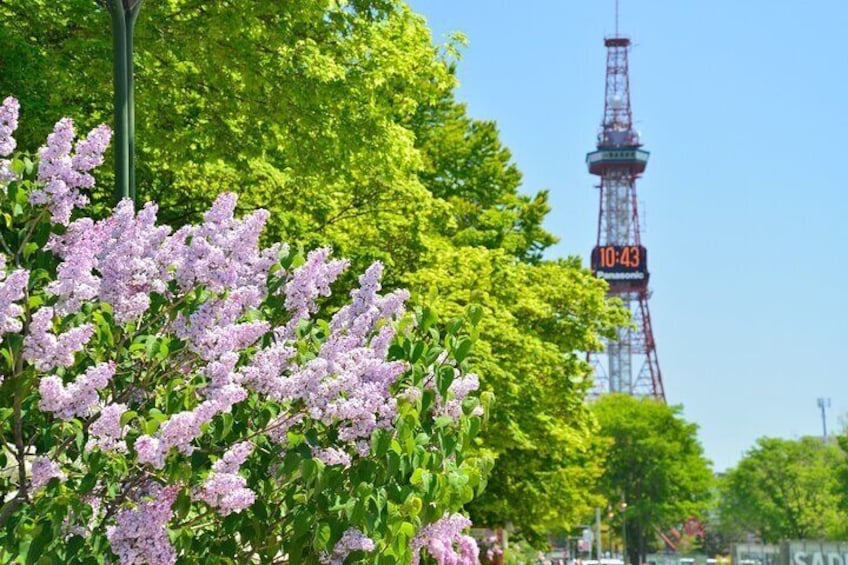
[787,542,848,565]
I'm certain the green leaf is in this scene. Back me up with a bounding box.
[120,410,138,427]
[25,521,53,565]
[313,521,332,552]
[452,336,473,363]
[445,318,463,336]
[434,416,453,429]
[466,304,483,326]
[22,242,39,260]
[410,341,425,363]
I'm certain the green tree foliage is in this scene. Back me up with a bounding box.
[406,250,625,540]
[592,394,714,565]
[0,0,454,281]
[719,437,847,543]
[839,429,848,516]
[411,96,557,263]
[0,0,627,540]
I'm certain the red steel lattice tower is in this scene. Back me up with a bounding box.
[586,29,665,402]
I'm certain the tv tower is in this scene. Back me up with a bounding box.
[587,3,665,401]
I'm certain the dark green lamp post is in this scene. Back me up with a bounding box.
[105,0,143,203]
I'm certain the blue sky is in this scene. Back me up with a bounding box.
[408,0,848,471]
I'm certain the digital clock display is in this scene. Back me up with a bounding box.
[591,245,649,291]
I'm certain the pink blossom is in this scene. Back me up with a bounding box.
[313,447,352,468]
[94,200,172,322]
[136,390,246,469]
[47,200,171,320]
[23,307,94,372]
[202,352,239,398]
[0,266,28,334]
[195,473,255,516]
[134,436,165,469]
[320,528,375,565]
[38,362,116,420]
[44,218,102,315]
[0,96,20,185]
[236,340,296,399]
[173,286,268,360]
[0,96,19,156]
[264,262,409,450]
[280,247,348,339]
[411,514,479,565]
[86,403,129,453]
[31,118,112,225]
[326,262,410,356]
[435,373,480,422]
[106,484,179,565]
[30,455,66,491]
[164,192,279,294]
[195,442,255,516]
[213,442,252,473]
[72,124,111,173]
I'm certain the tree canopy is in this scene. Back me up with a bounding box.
[592,394,714,565]
[718,436,847,543]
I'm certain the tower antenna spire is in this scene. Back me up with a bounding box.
[615,0,619,37]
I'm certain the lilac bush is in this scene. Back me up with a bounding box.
[0,99,492,563]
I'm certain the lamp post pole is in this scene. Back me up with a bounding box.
[618,500,628,564]
[105,0,143,203]
[595,507,603,560]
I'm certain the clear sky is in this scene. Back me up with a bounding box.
[408,0,848,472]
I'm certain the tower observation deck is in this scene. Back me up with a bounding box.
[587,34,665,402]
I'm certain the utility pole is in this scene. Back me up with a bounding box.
[105,0,143,203]
[817,398,831,442]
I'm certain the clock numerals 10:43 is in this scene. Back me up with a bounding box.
[591,245,647,270]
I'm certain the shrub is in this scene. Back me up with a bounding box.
[0,97,491,564]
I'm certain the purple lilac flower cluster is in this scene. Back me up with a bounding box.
[435,373,482,421]
[0,96,19,185]
[0,256,29,335]
[90,200,172,323]
[30,118,112,225]
[410,513,480,565]
[106,484,179,565]
[30,455,66,491]
[45,200,171,321]
[86,403,129,453]
[173,288,269,362]
[280,246,348,339]
[165,192,279,294]
[23,306,94,372]
[312,446,352,468]
[44,217,102,315]
[237,341,296,398]
[422,352,482,422]
[319,528,375,565]
[2,106,489,564]
[195,442,255,515]
[134,392,244,469]
[38,362,116,420]
[262,262,409,462]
